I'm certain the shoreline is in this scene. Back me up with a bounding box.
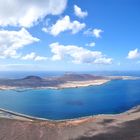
[1,105,140,140]
[0,75,140,122]
[0,75,139,91]
[0,79,110,91]
[0,105,139,122]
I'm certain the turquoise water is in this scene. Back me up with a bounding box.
[0,79,140,120]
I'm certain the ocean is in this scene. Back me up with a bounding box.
[0,71,140,120]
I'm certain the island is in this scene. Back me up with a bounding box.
[0,73,138,90]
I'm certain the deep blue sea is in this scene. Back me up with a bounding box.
[0,71,140,120]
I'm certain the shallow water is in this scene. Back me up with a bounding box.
[0,79,140,120]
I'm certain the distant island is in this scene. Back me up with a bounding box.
[0,73,139,90]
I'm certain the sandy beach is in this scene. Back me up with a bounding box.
[0,79,110,90]
[56,79,110,89]
[0,106,140,140]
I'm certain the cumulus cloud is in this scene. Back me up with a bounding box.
[94,57,112,64]
[0,0,67,27]
[86,42,96,47]
[50,42,112,64]
[74,5,88,18]
[22,52,47,61]
[84,28,103,38]
[0,28,39,59]
[127,48,140,59]
[93,29,103,38]
[42,15,86,36]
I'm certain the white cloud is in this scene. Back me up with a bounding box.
[94,57,112,64]
[34,56,47,61]
[42,27,48,33]
[93,29,103,38]
[42,15,86,36]
[74,5,88,18]
[0,0,67,27]
[50,42,112,64]
[127,48,140,59]
[84,28,103,38]
[0,28,39,59]
[86,42,96,47]
[22,52,47,61]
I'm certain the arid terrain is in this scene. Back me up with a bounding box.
[0,74,109,90]
[0,106,140,140]
[0,73,138,90]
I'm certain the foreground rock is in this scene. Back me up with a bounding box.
[0,106,140,140]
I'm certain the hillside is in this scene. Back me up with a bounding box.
[0,74,107,89]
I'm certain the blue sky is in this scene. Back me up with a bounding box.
[0,0,140,71]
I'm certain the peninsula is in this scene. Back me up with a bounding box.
[0,73,138,90]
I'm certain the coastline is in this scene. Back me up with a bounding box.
[0,75,139,91]
[0,79,110,90]
[56,79,110,89]
[108,75,140,80]
[0,75,139,122]
[0,105,139,122]
[0,106,140,140]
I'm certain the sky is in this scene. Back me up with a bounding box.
[0,0,140,71]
